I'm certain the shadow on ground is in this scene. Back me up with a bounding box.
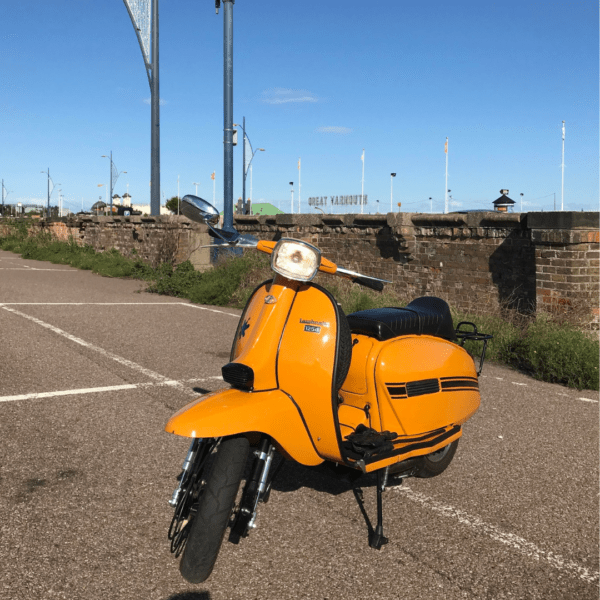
[164,592,211,600]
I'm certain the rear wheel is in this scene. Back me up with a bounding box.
[179,435,249,583]
[415,439,459,478]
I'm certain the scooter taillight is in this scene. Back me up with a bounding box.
[222,362,255,391]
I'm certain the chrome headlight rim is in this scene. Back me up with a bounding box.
[271,238,322,282]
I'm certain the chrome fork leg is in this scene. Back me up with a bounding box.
[169,438,201,508]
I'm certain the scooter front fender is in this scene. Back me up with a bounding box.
[165,388,323,466]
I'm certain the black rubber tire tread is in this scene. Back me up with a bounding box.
[415,439,459,478]
[180,436,250,583]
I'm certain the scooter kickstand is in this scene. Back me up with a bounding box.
[369,467,389,550]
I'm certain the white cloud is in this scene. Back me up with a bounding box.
[315,126,353,134]
[261,88,318,104]
[143,97,167,106]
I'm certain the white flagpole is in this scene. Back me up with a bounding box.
[561,121,565,211]
[444,137,449,214]
[361,149,365,214]
[298,158,301,214]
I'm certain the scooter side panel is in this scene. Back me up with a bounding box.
[165,388,323,466]
[276,285,341,462]
[230,279,297,391]
[376,336,480,435]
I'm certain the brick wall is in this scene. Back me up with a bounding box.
[1,214,212,270]
[232,211,598,321]
[2,211,597,321]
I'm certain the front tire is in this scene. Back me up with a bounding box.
[180,435,249,583]
[415,439,459,478]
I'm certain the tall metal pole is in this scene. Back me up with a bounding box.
[298,157,301,214]
[561,121,565,211]
[242,116,246,214]
[360,149,365,215]
[109,150,114,213]
[150,0,160,216]
[47,168,50,216]
[444,137,448,214]
[221,1,235,232]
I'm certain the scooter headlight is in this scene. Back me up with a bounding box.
[271,239,321,282]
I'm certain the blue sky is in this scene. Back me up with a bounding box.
[1,0,598,215]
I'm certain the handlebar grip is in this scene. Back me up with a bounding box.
[353,276,384,292]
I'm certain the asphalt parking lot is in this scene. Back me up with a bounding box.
[0,248,598,600]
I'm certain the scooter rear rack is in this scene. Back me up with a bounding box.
[454,321,493,375]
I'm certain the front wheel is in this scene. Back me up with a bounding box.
[415,439,459,478]
[180,435,249,583]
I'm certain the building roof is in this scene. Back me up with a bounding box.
[493,195,515,205]
[251,202,284,215]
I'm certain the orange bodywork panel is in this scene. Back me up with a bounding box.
[277,284,341,462]
[231,279,296,390]
[375,335,479,435]
[165,388,323,466]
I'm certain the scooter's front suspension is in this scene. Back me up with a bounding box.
[230,438,277,541]
[167,437,219,557]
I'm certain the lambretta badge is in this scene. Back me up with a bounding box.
[304,325,321,334]
[264,295,277,304]
[299,319,329,327]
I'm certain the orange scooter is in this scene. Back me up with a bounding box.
[166,196,492,583]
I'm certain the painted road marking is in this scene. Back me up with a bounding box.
[0,376,224,403]
[393,485,599,584]
[579,397,599,403]
[0,302,183,305]
[511,382,527,386]
[0,302,238,316]
[178,302,240,318]
[0,306,197,397]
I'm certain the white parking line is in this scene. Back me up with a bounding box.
[178,302,240,318]
[0,306,197,397]
[0,302,239,317]
[0,376,224,403]
[0,302,182,305]
[393,485,599,584]
[579,397,599,403]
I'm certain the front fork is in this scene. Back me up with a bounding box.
[231,437,278,541]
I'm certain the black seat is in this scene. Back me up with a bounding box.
[346,297,456,342]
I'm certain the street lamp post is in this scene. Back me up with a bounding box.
[289,182,294,214]
[193,182,200,196]
[429,197,432,213]
[40,169,61,218]
[520,193,524,212]
[390,173,396,212]
[234,118,264,214]
[101,152,127,214]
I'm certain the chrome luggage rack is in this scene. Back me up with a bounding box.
[454,322,493,375]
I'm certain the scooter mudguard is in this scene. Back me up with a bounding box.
[165,388,323,467]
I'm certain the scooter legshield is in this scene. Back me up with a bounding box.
[165,388,323,466]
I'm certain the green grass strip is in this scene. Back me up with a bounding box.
[1,222,597,390]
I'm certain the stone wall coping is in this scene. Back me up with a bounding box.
[527,211,599,230]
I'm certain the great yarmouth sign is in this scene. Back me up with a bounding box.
[308,195,368,207]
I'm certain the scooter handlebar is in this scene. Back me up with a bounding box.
[255,240,389,290]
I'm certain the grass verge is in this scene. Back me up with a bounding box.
[1,222,597,390]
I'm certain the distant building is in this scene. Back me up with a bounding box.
[493,189,516,212]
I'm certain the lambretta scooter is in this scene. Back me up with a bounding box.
[166,195,492,583]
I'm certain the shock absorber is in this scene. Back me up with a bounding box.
[169,438,201,508]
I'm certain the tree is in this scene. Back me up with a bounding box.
[166,196,181,213]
